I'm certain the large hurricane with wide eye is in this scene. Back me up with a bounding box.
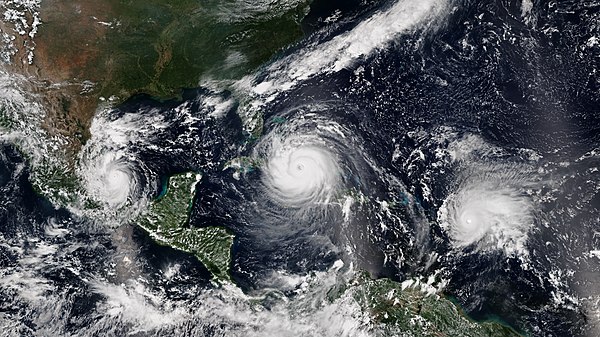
[251,107,364,216]
[262,136,342,208]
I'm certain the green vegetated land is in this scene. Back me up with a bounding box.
[347,273,522,337]
[108,0,310,99]
[138,172,234,281]
[140,172,523,336]
[39,0,311,101]
[26,0,312,155]
[20,0,313,233]
[17,3,524,334]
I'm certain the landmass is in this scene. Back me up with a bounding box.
[1,2,527,334]
[2,0,311,157]
[138,172,234,282]
[137,170,522,335]
[345,273,522,337]
[0,0,312,209]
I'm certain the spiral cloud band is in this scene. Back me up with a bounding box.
[81,152,142,208]
[263,139,341,207]
[253,107,368,215]
[438,173,535,256]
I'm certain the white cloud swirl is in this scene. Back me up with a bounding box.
[83,152,139,208]
[263,138,341,207]
[439,180,534,256]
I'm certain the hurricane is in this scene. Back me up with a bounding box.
[262,140,341,207]
[81,151,142,208]
[428,134,540,257]
[254,107,362,213]
[74,107,171,221]
[1,0,599,336]
[223,104,388,279]
[439,176,534,256]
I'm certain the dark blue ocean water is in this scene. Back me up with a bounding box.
[1,0,599,336]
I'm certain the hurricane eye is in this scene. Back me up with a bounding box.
[262,143,341,207]
[439,182,534,256]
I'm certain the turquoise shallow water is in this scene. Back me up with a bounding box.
[0,0,599,336]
